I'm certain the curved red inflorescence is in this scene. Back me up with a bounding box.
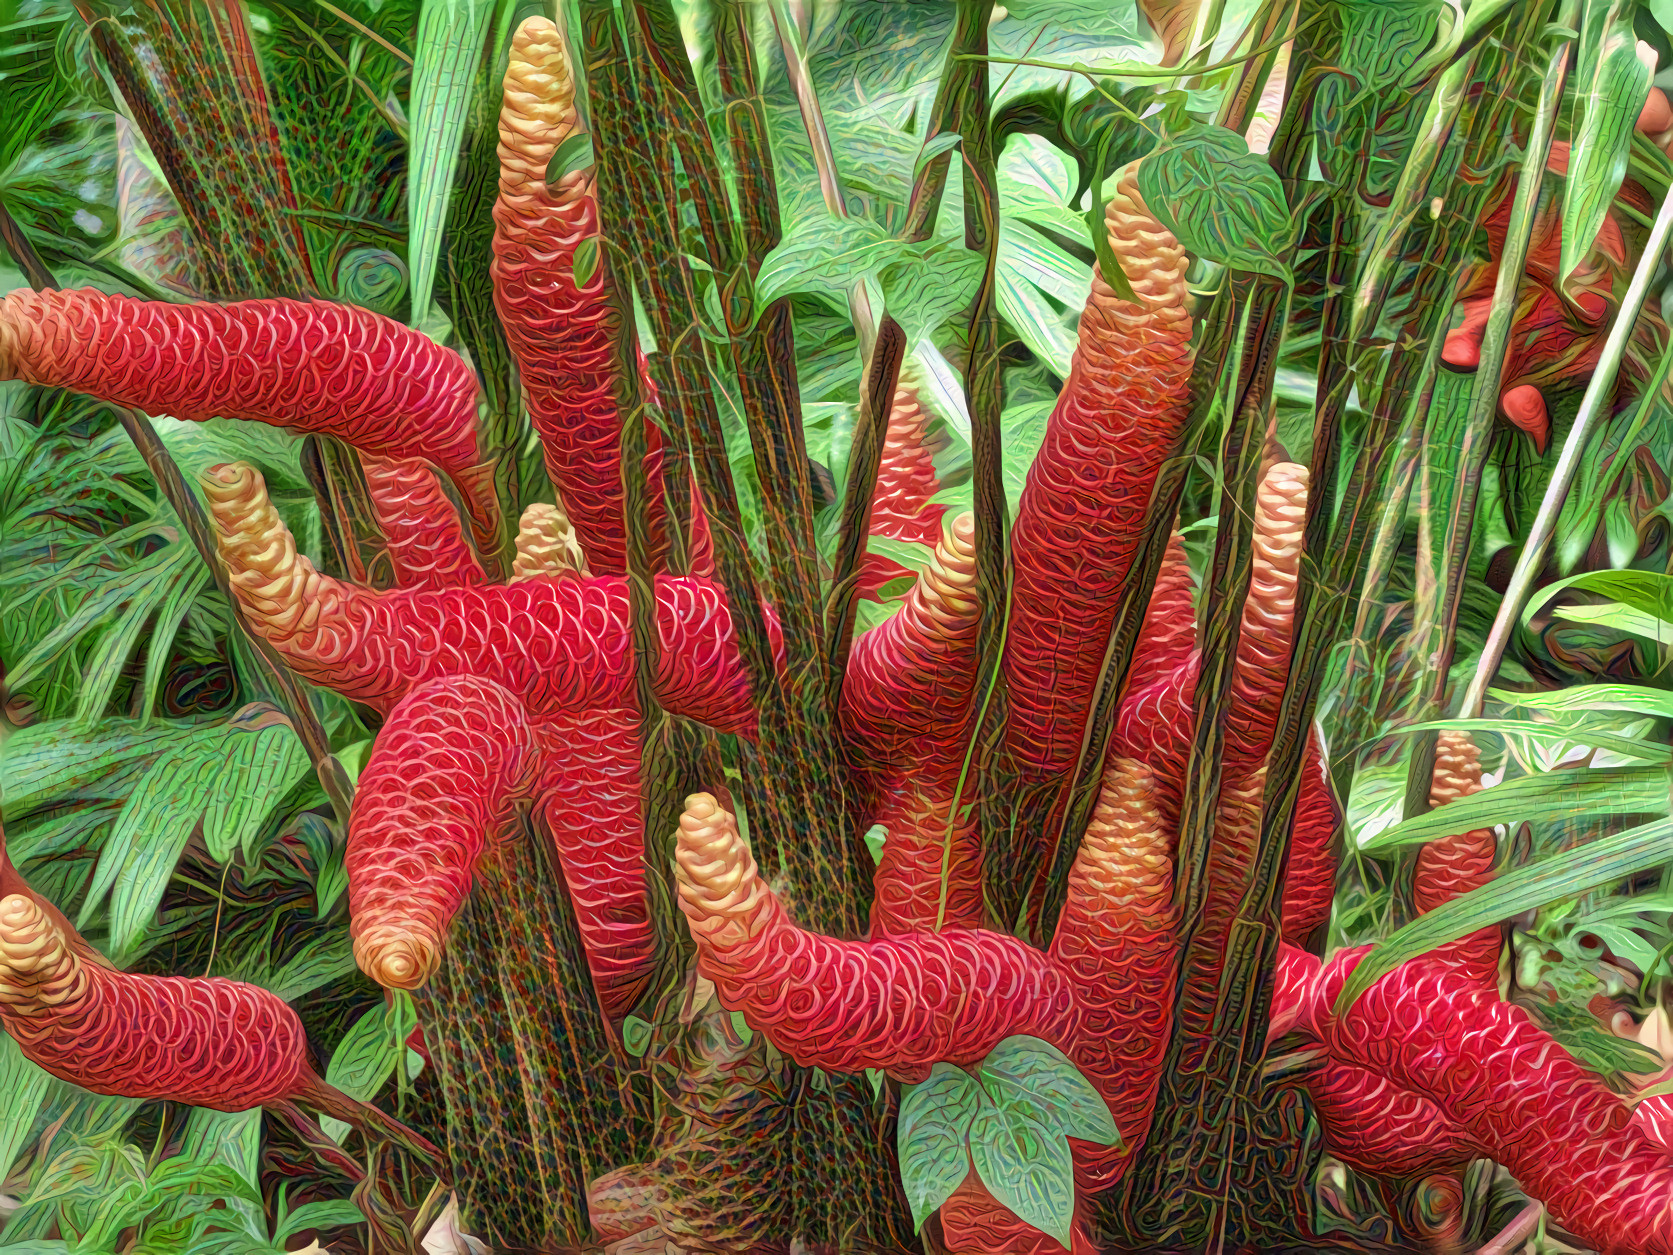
[348,675,539,991]
[0,893,310,1111]
[0,287,486,489]
[857,385,947,601]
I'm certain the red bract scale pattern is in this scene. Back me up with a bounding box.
[492,18,650,575]
[348,675,538,990]
[857,385,947,600]
[0,893,309,1110]
[1004,163,1194,777]
[4,42,1668,1245]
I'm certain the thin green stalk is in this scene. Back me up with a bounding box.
[1462,179,1673,716]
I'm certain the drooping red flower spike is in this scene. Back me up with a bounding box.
[0,892,308,1108]
[1004,162,1194,778]
[198,461,770,731]
[0,287,501,551]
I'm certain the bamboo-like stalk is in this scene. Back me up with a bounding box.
[1461,177,1673,716]
[0,199,355,826]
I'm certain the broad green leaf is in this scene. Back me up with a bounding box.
[865,536,937,575]
[976,1036,1119,1148]
[1358,765,1670,851]
[897,1063,983,1233]
[319,1001,402,1143]
[621,1015,654,1058]
[1561,0,1653,282]
[756,212,904,310]
[571,235,599,288]
[0,1032,50,1179]
[252,933,357,1002]
[201,723,310,863]
[1337,818,1673,1013]
[913,130,962,176]
[1525,569,1673,629]
[863,824,888,865]
[879,241,984,342]
[1000,401,1056,513]
[1137,123,1293,281]
[968,1094,1076,1248]
[406,0,496,324]
[179,1108,262,1191]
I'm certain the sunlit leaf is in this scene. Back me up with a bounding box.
[1561,0,1652,282]
[1359,765,1670,851]
[1137,122,1293,282]
[897,1063,983,1233]
[0,1032,50,1180]
[977,1036,1119,1147]
[1337,818,1673,1012]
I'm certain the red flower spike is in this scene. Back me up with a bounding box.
[359,454,488,589]
[866,775,985,937]
[0,892,309,1110]
[200,461,771,731]
[672,792,1077,1082]
[1126,530,1197,693]
[0,287,497,542]
[348,675,539,990]
[1303,1061,1479,1181]
[1414,730,1500,986]
[1279,737,1339,945]
[1312,947,1673,1255]
[1004,162,1194,777]
[857,385,948,600]
[532,709,653,1021]
[493,17,651,575]
[510,502,590,580]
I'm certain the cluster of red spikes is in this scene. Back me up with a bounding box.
[3,16,1673,1255]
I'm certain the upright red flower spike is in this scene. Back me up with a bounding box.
[1414,730,1500,985]
[857,384,948,600]
[1004,162,1194,778]
[359,455,488,590]
[493,16,659,576]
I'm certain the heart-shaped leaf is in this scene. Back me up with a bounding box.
[1137,122,1293,282]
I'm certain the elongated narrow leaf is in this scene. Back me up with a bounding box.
[897,1063,983,1233]
[0,720,202,819]
[0,1033,51,1178]
[319,1000,403,1143]
[201,723,311,862]
[1359,765,1671,851]
[1560,4,1653,282]
[1494,684,1673,720]
[407,0,496,324]
[1337,819,1673,1013]
[1525,569,1673,628]
[1375,717,1671,764]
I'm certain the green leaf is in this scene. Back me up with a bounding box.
[1358,765,1671,851]
[968,1093,1076,1248]
[0,1032,51,1179]
[1377,716,1670,765]
[1494,683,1673,720]
[914,131,962,176]
[407,0,497,323]
[318,1001,402,1143]
[879,241,984,342]
[1526,569,1673,628]
[274,1198,365,1245]
[621,1015,653,1058]
[755,212,904,310]
[1336,817,1673,1013]
[201,722,310,863]
[178,1108,262,1191]
[571,235,599,288]
[1136,123,1293,281]
[1561,0,1653,283]
[976,1036,1119,1148]
[546,131,595,184]
[897,1063,983,1233]
[0,720,202,821]
[863,823,888,865]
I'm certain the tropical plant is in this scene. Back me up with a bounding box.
[10,0,1673,1253]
